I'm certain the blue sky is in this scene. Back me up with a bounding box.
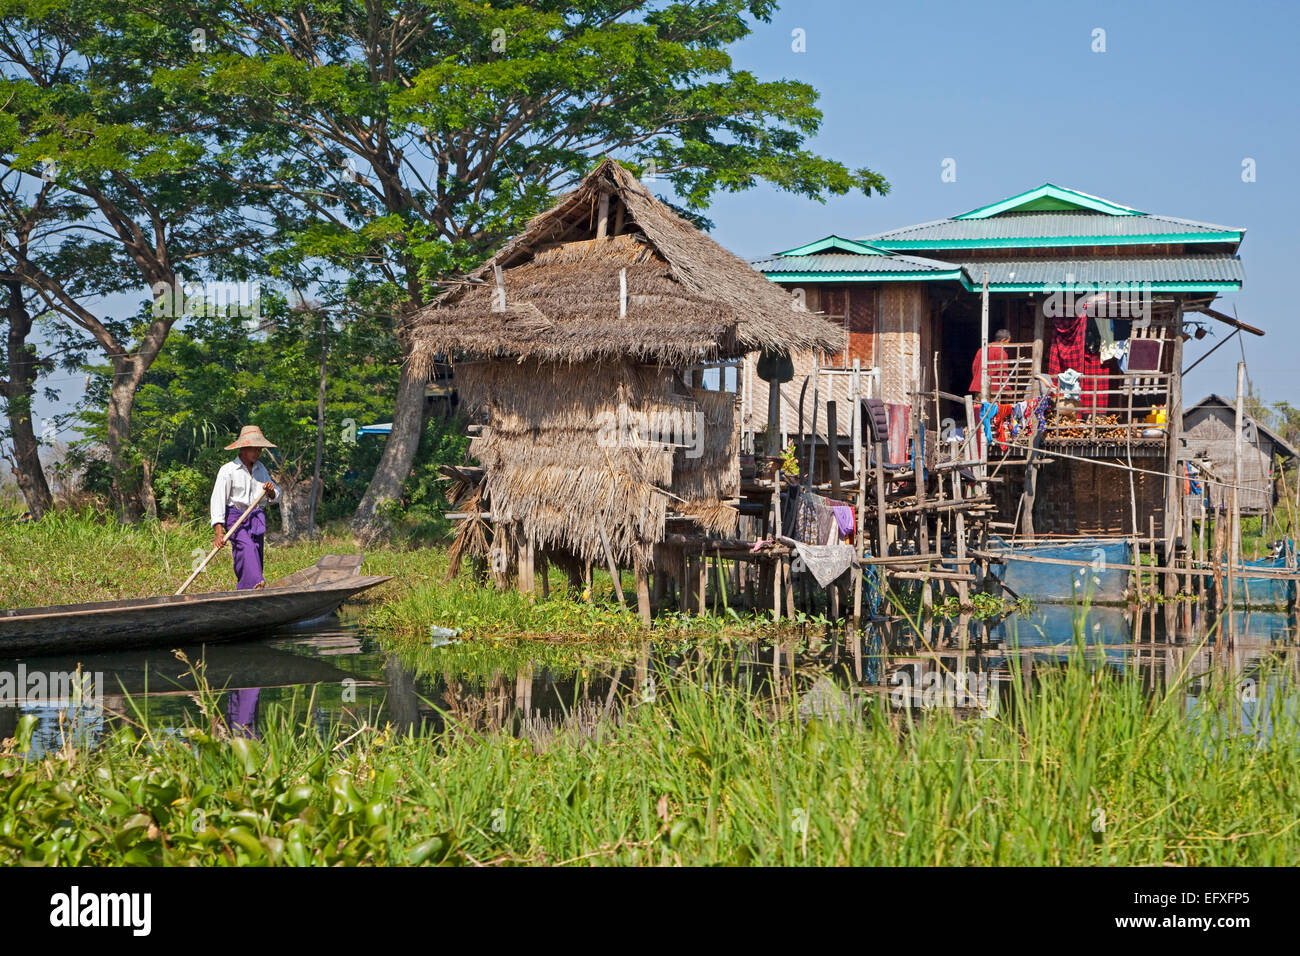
[25,0,1300,449]
[702,0,1300,407]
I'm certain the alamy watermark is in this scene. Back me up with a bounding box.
[151,276,261,320]
[1043,277,1152,325]
[596,402,705,459]
[890,667,998,716]
[0,665,104,707]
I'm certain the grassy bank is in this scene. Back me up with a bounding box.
[2,647,1296,866]
[0,510,781,641]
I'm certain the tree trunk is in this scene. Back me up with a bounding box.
[351,356,428,534]
[105,368,145,520]
[2,279,52,518]
[278,474,316,541]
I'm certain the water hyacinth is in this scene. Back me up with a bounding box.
[2,644,1298,866]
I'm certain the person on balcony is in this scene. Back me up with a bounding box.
[970,329,1012,399]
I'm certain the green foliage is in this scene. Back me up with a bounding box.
[72,297,409,523]
[3,645,1298,866]
[152,464,209,524]
[779,440,800,477]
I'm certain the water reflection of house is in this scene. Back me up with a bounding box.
[1181,394,1300,517]
[752,183,1253,543]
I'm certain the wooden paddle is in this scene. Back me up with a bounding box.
[176,486,268,595]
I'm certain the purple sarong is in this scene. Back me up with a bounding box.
[831,503,855,540]
[225,505,266,590]
[227,688,261,738]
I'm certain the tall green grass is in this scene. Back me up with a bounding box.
[3,644,1296,866]
[1,511,771,641]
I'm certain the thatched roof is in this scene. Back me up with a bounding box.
[411,159,843,367]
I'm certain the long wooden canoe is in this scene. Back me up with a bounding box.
[0,555,390,656]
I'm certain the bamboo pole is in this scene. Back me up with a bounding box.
[598,525,626,606]
[177,487,267,594]
[1230,362,1245,642]
[851,361,866,625]
[979,270,989,402]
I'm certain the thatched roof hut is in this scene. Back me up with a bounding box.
[412,159,842,366]
[411,159,841,604]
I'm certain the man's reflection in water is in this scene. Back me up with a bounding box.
[226,688,261,738]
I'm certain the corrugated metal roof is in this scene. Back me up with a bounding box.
[751,251,959,275]
[1185,395,1300,460]
[960,255,1244,288]
[862,211,1242,248]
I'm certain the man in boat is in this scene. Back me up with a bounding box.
[209,426,280,590]
[969,328,1011,400]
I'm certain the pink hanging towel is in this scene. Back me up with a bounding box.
[885,403,910,465]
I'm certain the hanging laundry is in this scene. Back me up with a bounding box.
[1048,315,1086,376]
[793,491,836,546]
[1057,368,1082,399]
[815,498,837,545]
[830,503,855,543]
[1034,395,1051,433]
[1097,317,1121,362]
[979,401,997,443]
[885,403,910,465]
[1114,339,1131,372]
[1050,313,1107,412]
[1010,400,1029,439]
[993,404,1015,445]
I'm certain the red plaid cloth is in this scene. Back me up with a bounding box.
[1076,349,1109,413]
[1048,315,1085,374]
[1049,315,1108,413]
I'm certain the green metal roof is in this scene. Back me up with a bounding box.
[775,235,887,257]
[953,183,1144,219]
[862,212,1243,250]
[751,248,963,282]
[861,184,1244,251]
[958,255,1244,292]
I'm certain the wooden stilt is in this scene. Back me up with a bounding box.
[635,561,651,627]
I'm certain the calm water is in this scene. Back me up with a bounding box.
[3,602,1297,756]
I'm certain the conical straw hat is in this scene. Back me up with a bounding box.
[224,425,277,450]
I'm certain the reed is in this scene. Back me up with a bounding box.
[3,641,1296,866]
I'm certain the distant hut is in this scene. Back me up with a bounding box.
[412,159,841,622]
[1182,394,1300,516]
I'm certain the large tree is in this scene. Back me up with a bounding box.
[160,0,888,533]
[0,0,269,515]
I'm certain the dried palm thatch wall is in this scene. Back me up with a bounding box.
[459,359,739,568]
[673,388,740,536]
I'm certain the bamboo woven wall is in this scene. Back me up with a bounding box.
[1182,406,1274,513]
[456,358,738,567]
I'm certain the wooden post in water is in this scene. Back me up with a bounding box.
[635,560,651,627]
[851,362,867,626]
[1229,362,1245,643]
[913,388,932,614]
[1164,307,1185,598]
[1148,515,1157,602]
[1212,509,1225,611]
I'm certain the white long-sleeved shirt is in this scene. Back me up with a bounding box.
[210,457,281,527]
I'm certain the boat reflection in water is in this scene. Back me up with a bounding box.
[2,602,1298,756]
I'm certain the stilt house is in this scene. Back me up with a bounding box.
[752,184,1257,548]
[412,159,841,619]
